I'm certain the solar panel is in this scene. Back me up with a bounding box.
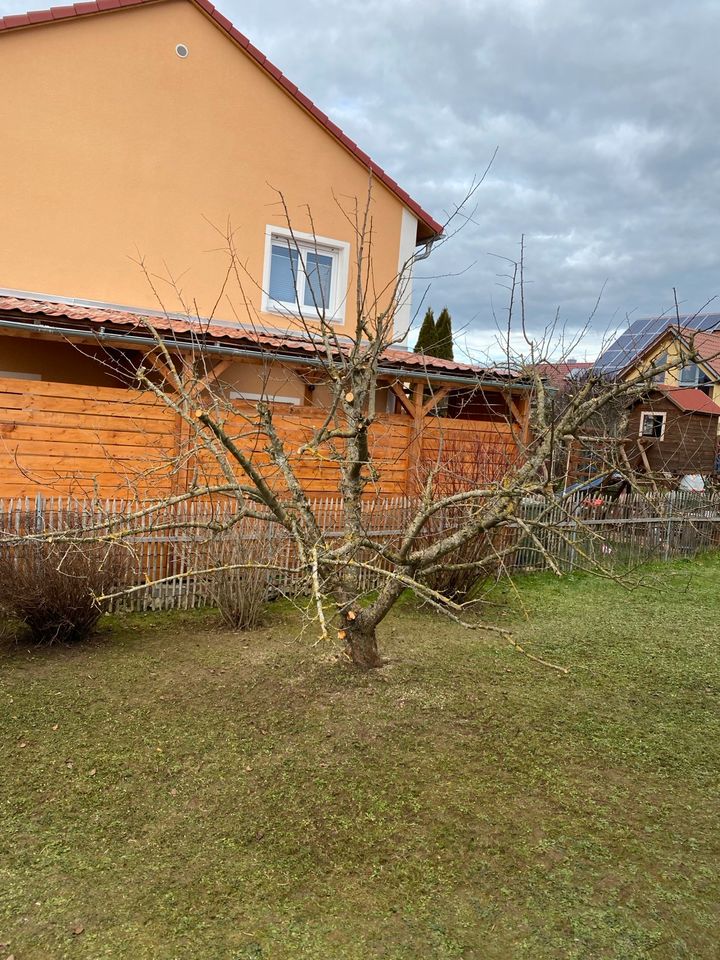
[595,312,720,372]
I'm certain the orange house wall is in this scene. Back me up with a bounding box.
[0,0,407,333]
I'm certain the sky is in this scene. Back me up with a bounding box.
[3,0,720,361]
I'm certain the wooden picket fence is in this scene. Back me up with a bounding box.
[1,490,719,612]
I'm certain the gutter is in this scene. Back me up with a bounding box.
[0,315,530,392]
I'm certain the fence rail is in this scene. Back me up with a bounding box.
[1,491,719,612]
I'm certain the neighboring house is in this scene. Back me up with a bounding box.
[567,385,720,488]
[535,361,594,391]
[597,315,720,410]
[0,0,530,499]
[625,387,720,477]
[616,325,720,407]
[536,353,720,484]
[596,311,720,374]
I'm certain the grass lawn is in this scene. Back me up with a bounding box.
[2,556,720,959]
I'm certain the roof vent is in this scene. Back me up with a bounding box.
[175,43,189,59]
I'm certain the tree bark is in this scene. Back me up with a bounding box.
[344,620,384,669]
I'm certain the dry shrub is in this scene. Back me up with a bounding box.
[207,527,274,630]
[0,539,130,644]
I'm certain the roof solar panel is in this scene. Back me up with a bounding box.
[595,312,720,371]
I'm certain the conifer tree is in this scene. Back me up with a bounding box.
[413,307,435,354]
[434,307,454,361]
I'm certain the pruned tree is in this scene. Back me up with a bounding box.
[4,190,719,670]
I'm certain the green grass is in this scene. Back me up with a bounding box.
[2,556,720,959]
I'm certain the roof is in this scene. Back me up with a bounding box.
[0,294,516,383]
[596,312,720,373]
[536,361,593,390]
[0,0,442,243]
[655,386,720,416]
[682,330,720,378]
[611,323,720,381]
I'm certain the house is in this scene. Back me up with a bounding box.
[566,385,720,489]
[0,0,441,382]
[535,361,594,391]
[613,325,720,409]
[0,0,530,499]
[625,387,720,478]
[597,315,720,411]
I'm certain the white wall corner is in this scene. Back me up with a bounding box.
[394,209,418,344]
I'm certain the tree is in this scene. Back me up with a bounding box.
[433,307,454,361]
[413,307,436,354]
[5,192,711,671]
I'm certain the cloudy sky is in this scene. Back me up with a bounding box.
[3,0,720,359]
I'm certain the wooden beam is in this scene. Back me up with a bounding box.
[141,351,180,390]
[389,381,416,417]
[505,391,532,446]
[637,440,653,475]
[197,357,233,393]
[420,386,449,417]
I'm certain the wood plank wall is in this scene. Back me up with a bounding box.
[0,378,519,501]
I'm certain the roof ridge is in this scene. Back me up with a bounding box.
[0,0,442,241]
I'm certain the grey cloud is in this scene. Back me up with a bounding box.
[3,0,720,355]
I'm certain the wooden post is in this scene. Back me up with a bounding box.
[404,382,424,494]
[403,381,452,494]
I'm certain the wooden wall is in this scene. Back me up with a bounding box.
[0,377,520,501]
[626,398,719,475]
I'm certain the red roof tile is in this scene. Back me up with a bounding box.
[536,361,593,389]
[656,386,720,416]
[0,295,511,381]
[0,0,442,241]
[685,330,720,378]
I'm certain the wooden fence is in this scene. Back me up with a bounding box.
[0,376,518,500]
[1,490,719,613]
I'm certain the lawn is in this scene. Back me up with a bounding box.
[2,556,719,959]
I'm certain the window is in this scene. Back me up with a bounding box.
[679,362,712,391]
[652,351,667,384]
[262,226,349,322]
[639,411,666,440]
[680,362,700,385]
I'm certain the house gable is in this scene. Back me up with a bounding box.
[0,0,437,330]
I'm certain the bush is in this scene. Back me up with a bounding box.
[0,539,129,644]
[206,528,272,630]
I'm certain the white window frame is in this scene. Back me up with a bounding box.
[261,225,349,324]
[639,410,667,440]
[229,390,301,406]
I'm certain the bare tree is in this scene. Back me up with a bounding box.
[4,191,719,669]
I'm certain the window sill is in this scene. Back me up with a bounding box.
[262,301,345,325]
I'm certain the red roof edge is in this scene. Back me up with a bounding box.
[0,0,443,242]
[656,385,720,416]
[0,294,517,382]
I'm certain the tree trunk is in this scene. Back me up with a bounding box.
[344,620,384,669]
